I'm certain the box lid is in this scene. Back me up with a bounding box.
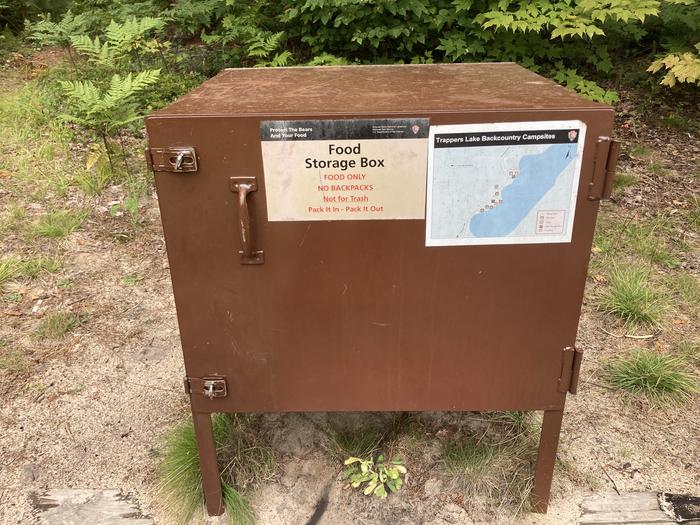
[150,63,607,117]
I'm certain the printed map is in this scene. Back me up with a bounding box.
[426,121,586,246]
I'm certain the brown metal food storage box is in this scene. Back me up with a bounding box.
[145,63,619,516]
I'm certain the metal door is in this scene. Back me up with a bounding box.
[147,108,612,414]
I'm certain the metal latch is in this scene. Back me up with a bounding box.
[145,147,198,173]
[184,376,227,399]
[588,137,620,200]
[558,347,584,394]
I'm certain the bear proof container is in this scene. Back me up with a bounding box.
[145,63,619,515]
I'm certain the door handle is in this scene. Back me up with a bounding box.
[229,177,264,265]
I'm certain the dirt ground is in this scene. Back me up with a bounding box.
[0,61,699,524]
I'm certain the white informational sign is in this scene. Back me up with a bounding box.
[425,120,586,246]
[261,118,429,221]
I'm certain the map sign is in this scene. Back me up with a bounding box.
[425,121,586,246]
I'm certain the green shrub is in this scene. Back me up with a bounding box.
[23,0,700,101]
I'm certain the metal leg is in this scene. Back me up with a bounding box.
[192,411,224,516]
[531,409,565,513]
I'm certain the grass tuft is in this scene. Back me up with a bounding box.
[441,436,498,478]
[158,414,271,525]
[329,425,384,460]
[625,221,678,268]
[664,273,700,311]
[606,349,697,403]
[597,266,665,328]
[217,414,275,493]
[629,144,651,159]
[222,484,254,525]
[649,161,666,177]
[689,197,700,230]
[438,412,538,513]
[34,311,80,339]
[158,415,204,525]
[0,256,58,285]
[28,209,87,239]
[612,172,636,191]
[677,340,699,367]
[0,346,31,374]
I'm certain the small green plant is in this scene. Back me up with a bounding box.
[109,195,140,229]
[75,144,112,195]
[29,210,87,239]
[606,349,697,403]
[123,195,139,228]
[58,277,74,289]
[123,273,143,285]
[343,455,407,498]
[158,414,272,525]
[597,266,665,328]
[34,311,80,339]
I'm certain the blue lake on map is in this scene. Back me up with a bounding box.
[469,143,577,237]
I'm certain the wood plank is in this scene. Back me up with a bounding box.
[34,489,154,525]
[579,511,671,524]
[579,492,672,525]
[581,492,662,513]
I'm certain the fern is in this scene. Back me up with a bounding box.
[70,16,166,68]
[60,70,160,135]
[104,16,164,53]
[306,52,352,66]
[28,9,89,48]
[70,34,118,66]
[247,31,284,59]
[165,0,226,35]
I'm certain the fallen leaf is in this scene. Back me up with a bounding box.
[0,171,12,178]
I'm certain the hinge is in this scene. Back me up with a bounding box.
[588,137,620,201]
[558,347,584,394]
[145,146,198,173]
[184,376,227,399]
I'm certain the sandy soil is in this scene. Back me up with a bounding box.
[0,80,698,524]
